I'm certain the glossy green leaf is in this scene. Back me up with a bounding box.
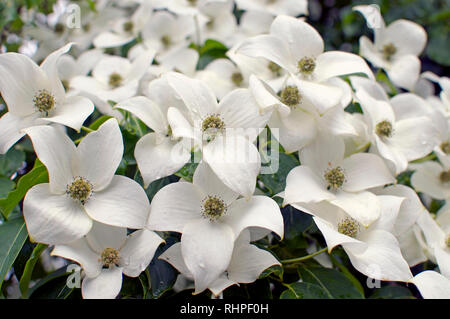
[0,217,28,289]
[259,153,299,196]
[369,285,415,299]
[280,282,330,299]
[0,148,25,177]
[0,177,15,198]
[19,243,48,298]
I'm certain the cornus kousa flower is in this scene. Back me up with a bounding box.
[354,5,427,91]
[411,160,450,200]
[22,119,150,245]
[70,51,155,116]
[237,15,374,113]
[312,195,413,282]
[0,43,94,154]
[115,77,191,187]
[351,76,439,175]
[147,162,284,294]
[235,0,309,17]
[249,75,355,152]
[160,229,280,296]
[51,222,164,299]
[164,71,271,198]
[283,133,395,227]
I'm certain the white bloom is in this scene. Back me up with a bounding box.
[147,162,284,294]
[409,270,450,299]
[235,0,308,17]
[313,196,413,282]
[160,229,280,296]
[353,5,427,91]
[51,222,164,299]
[283,133,395,226]
[115,77,192,187]
[164,72,271,198]
[351,76,439,174]
[411,161,450,200]
[23,119,150,245]
[0,43,94,154]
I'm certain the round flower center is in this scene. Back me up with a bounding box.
[446,234,450,248]
[440,170,450,184]
[376,120,393,138]
[338,217,360,238]
[231,72,243,87]
[109,72,123,88]
[206,19,215,29]
[54,23,65,34]
[33,90,55,115]
[268,61,281,75]
[100,248,120,267]
[67,177,93,205]
[280,86,301,108]
[441,141,450,155]
[297,57,316,75]
[123,21,134,33]
[187,0,197,5]
[324,166,346,190]
[202,196,226,221]
[161,35,171,48]
[382,43,397,61]
[202,115,225,142]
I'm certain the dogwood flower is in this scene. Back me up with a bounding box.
[351,76,439,174]
[312,195,413,282]
[0,43,94,154]
[147,162,284,294]
[160,229,280,296]
[164,71,271,198]
[23,119,150,245]
[409,270,450,299]
[237,15,374,113]
[354,5,427,91]
[283,133,395,226]
[115,77,191,187]
[51,222,164,299]
[411,161,450,200]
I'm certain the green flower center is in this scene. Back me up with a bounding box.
[202,196,226,221]
[109,72,123,88]
[231,72,244,87]
[206,19,215,29]
[202,115,225,142]
[54,23,65,34]
[268,61,281,75]
[280,86,301,108]
[440,170,450,184]
[324,166,346,190]
[33,90,55,115]
[123,21,134,33]
[67,177,93,205]
[376,120,393,138]
[187,0,197,5]
[297,57,316,75]
[338,217,360,238]
[161,35,171,48]
[100,248,120,267]
[441,141,450,155]
[382,43,397,61]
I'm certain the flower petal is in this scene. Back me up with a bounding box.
[330,191,381,227]
[0,112,38,154]
[315,51,374,82]
[410,271,450,299]
[81,266,123,299]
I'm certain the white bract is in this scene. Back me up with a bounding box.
[23,119,150,245]
[0,43,94,154]
[51,222,164,299]
[147,162,284,294]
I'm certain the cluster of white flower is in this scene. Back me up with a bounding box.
[0,0,449,299]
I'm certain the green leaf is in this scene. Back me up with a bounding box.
[19,243,48,298]
[259,153,299,196]
[329,253,365,297]
[0,148,25,177]
[196,39,228,70]
[88,115,113,130]
[369,285,415,299]
[0,217,28,289]
[28,265,79,299]
[0,177,15,198]
[174,162,198,183]
[280,282,330,299]
[0,159,49,219]
[297,265,364,299]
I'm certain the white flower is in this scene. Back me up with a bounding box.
[283,133,395,226]
[22,119,150,245]
[115,77,192,187]
[353,5,427,91]
[351,76,439,174]
[235,0,308,17]
[226,10,274,46]
[411,161,450,200]
[147,162,284,294]
[312,196,413,282]
[237,15,374,113]
[164,71,271,198]
[0,43,94,154]
[51,222,164,299]
[160,229,280,296]
[409,271,450,299]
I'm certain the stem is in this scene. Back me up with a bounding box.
[281,247,328,265]
[410,152,437,163]
[81,126,94,133]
